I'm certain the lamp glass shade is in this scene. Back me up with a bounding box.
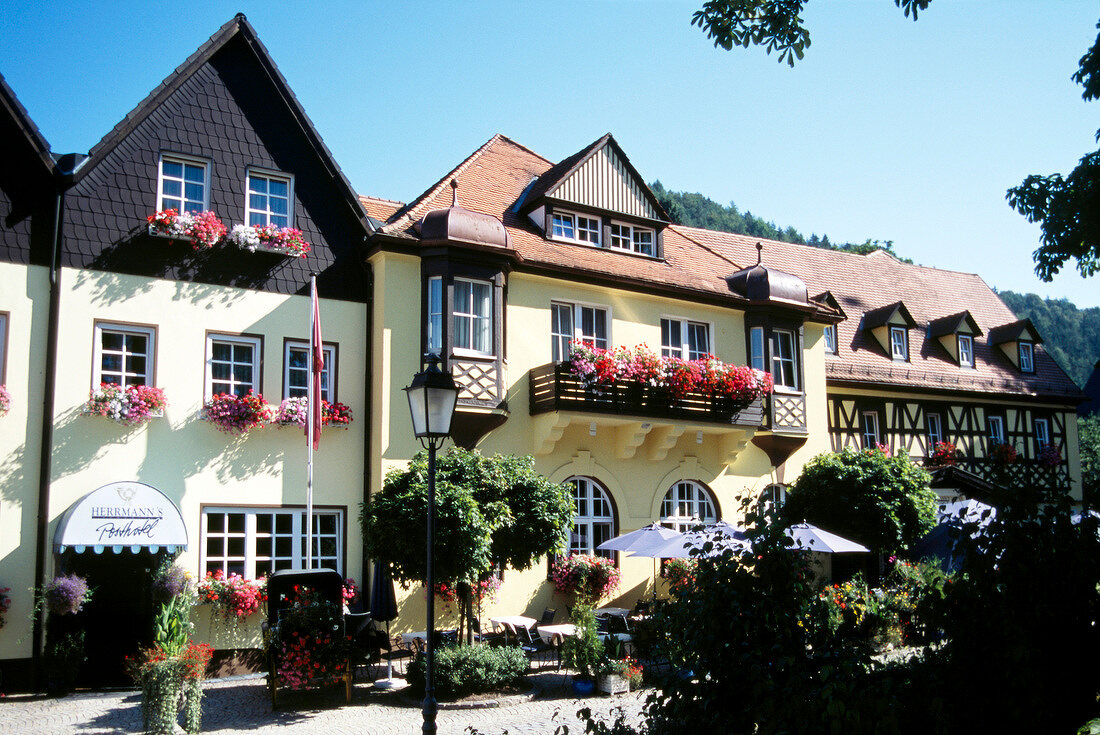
[406,379,458,438]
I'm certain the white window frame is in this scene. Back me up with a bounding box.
[452,278,493,356]
[1019,341,1034,373]
[567,477,616,559]
[890,326,909,361]
[987,415,1006,445]
[861,410,881,449]
[958,334,974,368]
[93,322,156,388]
[284,341,335,402]
[661,481,718,532]
[609,221,656,257]
[551,301,610,362]
[823,324,838,355]
[206,333,262,398]
[770,329,799,392]
[157,154,209,214]
[926,412,944,447]
[246,169,294,228]
[0,312,9,384]
[427,276,443,353]
[550,210,601,246]
[661,317,711,361]
[201,506,344,579]
[1034,417,1050,451]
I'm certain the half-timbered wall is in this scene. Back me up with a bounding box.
[828,392,1074,489]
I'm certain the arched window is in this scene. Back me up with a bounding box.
[567,477,616,558]
[660,480,718,532]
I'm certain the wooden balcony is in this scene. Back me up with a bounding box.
[528,363,764,462]
[934,457,1073,491]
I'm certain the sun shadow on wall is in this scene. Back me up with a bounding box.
[74,229,290,307]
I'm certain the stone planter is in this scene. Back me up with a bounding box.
[597,673,630,695]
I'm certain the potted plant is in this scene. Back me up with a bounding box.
[561,604,603,695]
[147,209,227,249]
[227,224,311,257]
[128,592,213,735]
[597,643,643,695]
[662,557,697,595]
[264,583,352,692]
[927,440,960,467]
[201,391,272,435]
[0,385,10,417]
[83,383,167,426]
[44,630,86,696]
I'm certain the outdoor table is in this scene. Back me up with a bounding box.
[597,607,630,618]
[538,623,578,643]
[400,631,427,648]
[489,615,537,644]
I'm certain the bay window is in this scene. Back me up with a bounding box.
[452,278,493,354]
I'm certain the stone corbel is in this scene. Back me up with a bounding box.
[647,425,686,461]
[533,413,571,455]
[615,422,653,459]
[718,429,754,468]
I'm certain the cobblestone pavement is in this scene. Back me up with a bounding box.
[1,672,646,735]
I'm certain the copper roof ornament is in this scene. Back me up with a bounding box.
[726,241,809,305]
[419,178,510,249]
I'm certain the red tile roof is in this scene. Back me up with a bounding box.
[367,135,1083,403]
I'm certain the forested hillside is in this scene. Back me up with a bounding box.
[997,291,1100,389]
[650,181,912,263]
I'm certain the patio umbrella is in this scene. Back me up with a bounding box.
[596,523,681,553]
[369,560,401,688]
[784,522,869,553]
[637,521,751,559]
[912,499,997,571]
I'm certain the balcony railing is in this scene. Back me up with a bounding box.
[529,363,765,427]
[932,457,1072,490]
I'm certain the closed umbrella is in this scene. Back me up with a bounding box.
[369,560,401,688]
[784,522,869,553]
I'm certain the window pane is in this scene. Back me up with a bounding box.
[750,327,765,371]
[269,180,288,197]
[184,164,205,183]
[687,322,709,359]
[162,161,182,179]
[661,318,680,358]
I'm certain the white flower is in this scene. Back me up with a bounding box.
[228,224,261,252]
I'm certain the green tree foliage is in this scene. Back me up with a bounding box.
[918,492,1100,732]
[360,448,573,586]
[996,289,1100,388]
[1007,24,1100,281]
[784,448,937,555]
[651,180,912,262]
[1080,415,1100,506]
[689,0,931,66]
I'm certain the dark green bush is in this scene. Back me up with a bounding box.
[406,643,528,699]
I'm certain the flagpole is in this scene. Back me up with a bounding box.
[306,274,316,569]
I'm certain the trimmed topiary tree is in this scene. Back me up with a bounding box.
[784,447,937,556]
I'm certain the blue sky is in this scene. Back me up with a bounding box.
[3,1,1098,307]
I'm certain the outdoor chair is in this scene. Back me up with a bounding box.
[518,624,558,668]
[541,607,557,625]
[377,634,415,677]
[469,617,504,645]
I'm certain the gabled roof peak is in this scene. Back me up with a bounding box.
[928,310,983,338]
[862,301,918,330]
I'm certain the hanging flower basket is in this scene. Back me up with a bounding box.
[201,391,272,435]
[44,574,92,616]
[227,224,311,257]
[550,555,621,605]
[272,397,353,429]
[989,441,1019,466]
[927,441,960,468]
[147,209,227,249]
[1038,443,1062,468]
[0,385,10,417]
[83,383,167,426]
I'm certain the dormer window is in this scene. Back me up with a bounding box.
[890,326,909,361]
[1019,341,1034,373]
[551,211,600,245]
[609,222,655,257]
[957,334,974,368]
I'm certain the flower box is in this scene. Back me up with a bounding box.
[147,209,227,249]
[227,224,311,257]
[597,673,630,695]
[201,391,272,435]
[83,383,167,426]
[0,385,10,417]
[272,396,353,429]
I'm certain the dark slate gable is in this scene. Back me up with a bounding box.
[64,19,370,301]
[0,73,57,266]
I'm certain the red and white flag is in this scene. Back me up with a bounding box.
[308,277,323,449]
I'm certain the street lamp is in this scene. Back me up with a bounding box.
[404,353,458,735]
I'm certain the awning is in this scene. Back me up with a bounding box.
[54,481,188,554]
